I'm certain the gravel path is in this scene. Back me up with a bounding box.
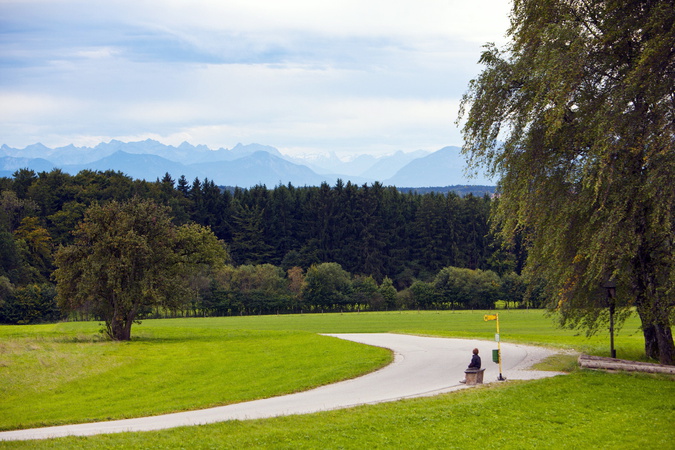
[0,334,568,441]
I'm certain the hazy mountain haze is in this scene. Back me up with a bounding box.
[0,141,494,188]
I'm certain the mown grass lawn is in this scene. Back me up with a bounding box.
[0,325,390,431]
[130,308,650,359]
[2,371,673,449]
[0,310,672,449]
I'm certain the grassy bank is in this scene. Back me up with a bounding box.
[2,371,673,449]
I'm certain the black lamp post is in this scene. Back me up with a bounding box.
[603,279,617,359]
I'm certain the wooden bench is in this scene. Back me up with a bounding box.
[464,368,485,385]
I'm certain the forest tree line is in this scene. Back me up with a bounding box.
[0,168,532,324]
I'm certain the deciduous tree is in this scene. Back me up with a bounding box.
[302,262,352,308]
[459,0,675,363]
[54,198,227,340]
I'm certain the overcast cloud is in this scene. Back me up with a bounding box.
[0,0,511,158]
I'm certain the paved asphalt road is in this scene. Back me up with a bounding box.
[0,334,567,441]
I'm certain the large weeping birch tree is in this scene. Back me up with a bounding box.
[459,0,675,363]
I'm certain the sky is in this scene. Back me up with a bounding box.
[0,0,511,159]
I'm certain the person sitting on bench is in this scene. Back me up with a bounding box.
[468,348,481,369]
[460,348,481,383]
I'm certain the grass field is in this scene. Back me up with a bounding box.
[4,371,672,449]
[0,325,391,431]
[1,310,673,448]
[114,308,651,359]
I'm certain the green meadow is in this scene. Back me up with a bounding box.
[1,310,673,448]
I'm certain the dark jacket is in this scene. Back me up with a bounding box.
[468,354,481,369]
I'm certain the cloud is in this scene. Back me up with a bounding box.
[140,0,509,42]
[73,47,120,60]
[0,92,91,126]
[112,96,461,158]
[0,0,511,155]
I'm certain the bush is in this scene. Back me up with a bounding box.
[0,283,61,324]
[302,263,352,307]
[409,280,439,308]
[351,275,383,310]
[434,266,500,309]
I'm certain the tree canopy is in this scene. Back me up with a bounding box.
[1,168,531,324]
[459,0,675,363]
[53,198,229,340]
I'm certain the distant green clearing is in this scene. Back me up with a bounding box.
[133,309,648,359]
[0,309,669,446]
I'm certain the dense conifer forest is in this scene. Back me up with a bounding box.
[0,168,533,324]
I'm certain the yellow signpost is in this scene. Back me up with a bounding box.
[484,313,506,381]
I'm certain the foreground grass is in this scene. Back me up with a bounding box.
[0,326,390,431]
[3,370,673,449]
[0,309,670,447]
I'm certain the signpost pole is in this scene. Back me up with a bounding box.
[496,314,505,381]
[484,313,506,381]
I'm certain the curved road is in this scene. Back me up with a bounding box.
[0,334,566,441]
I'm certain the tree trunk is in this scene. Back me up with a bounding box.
[633,238,675,366]
[655,324,675,365]
[643,324,659,360]
[647,323,675,365]
[108,315,132,341]
[640,317,675,365]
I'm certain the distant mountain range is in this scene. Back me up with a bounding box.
[0,140,495,189]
